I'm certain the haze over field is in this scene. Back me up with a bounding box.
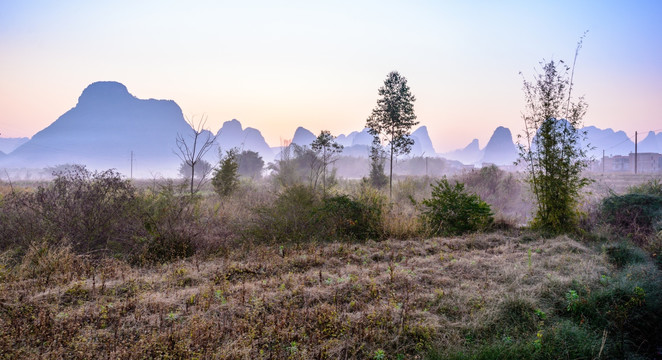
[0,80,661,178]
[1,1,661,154]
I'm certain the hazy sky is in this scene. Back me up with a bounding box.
[1,0,661,152]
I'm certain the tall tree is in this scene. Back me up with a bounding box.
[517,36,591,233]
[175,116,217,195]
[366,71,418,198]
[311,130,343,196]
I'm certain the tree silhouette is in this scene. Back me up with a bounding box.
[366,71,418,198]
[175,116,217,195]
[311,130,343,196]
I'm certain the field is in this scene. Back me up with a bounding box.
[1,169,661,359]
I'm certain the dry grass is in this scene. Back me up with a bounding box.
[0,232,611,359]
[587,172,661,197]
[1,173,660,358]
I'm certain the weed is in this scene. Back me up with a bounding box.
[373,348,386,359]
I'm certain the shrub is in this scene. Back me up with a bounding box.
[249,184,320,243]
[603,241,648,268]
[600,192,662,244]
[421,178,493,236]
[0,190,46,255]
[249,185,385,243]
[489,298,538,338]
[212,148,239,197]
[564,261,662,358]
[316,194,382,240]
[18,241,82,283]
[627,178,662,196]
[459,165,526,222]
[0,166,143,256]
[135,182,199,264]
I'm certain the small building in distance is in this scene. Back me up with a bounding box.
[599,152,662,173]
[633,152,662,173]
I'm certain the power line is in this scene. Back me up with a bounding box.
[602,128,661,152]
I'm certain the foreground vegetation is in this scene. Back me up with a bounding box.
[0,168,661,358]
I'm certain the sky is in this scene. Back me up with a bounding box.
[1,0,661,152]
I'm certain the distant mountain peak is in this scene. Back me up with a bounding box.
[480,126,518,165]
[493,126,511,136]
[292,127,316,146]
[411,126,437,155]
[214,119,275,161]
[638,130,662,153]
[465,139,480,150]
[77,81,134,107]
[442,137,483,164]
[217,119,243,136]
[1,81,192,177]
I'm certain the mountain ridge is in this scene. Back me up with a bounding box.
[1,81,659,176]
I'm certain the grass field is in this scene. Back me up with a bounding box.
[0,169,661,359]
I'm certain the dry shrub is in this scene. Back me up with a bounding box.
[457,165,529,224]
[18,242,83,283]
[134,179,241,263]
[0,189,46,254]
[0,166,145,258]
[0,180,13,195]
[600,192,662,246]
[382,203,421,239]
[393,176,433,204]
[214,180,274,234]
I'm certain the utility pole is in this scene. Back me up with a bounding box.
[602,149,605,173]
[634,131,638,174]
[130,151,134,180]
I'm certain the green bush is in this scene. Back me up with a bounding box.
[249,185,320,243]
[563,261,662,358]
[421,178,493,236]
[249,185,385,243]
[212,148,239,197]
[489,298,539,338]
[603,241,648,268]
[315,194,382,240]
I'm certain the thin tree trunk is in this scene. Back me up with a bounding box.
[323,147,327,197]
[389,139,394,200]
[190,133,199,195]
[190,163,194,195]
